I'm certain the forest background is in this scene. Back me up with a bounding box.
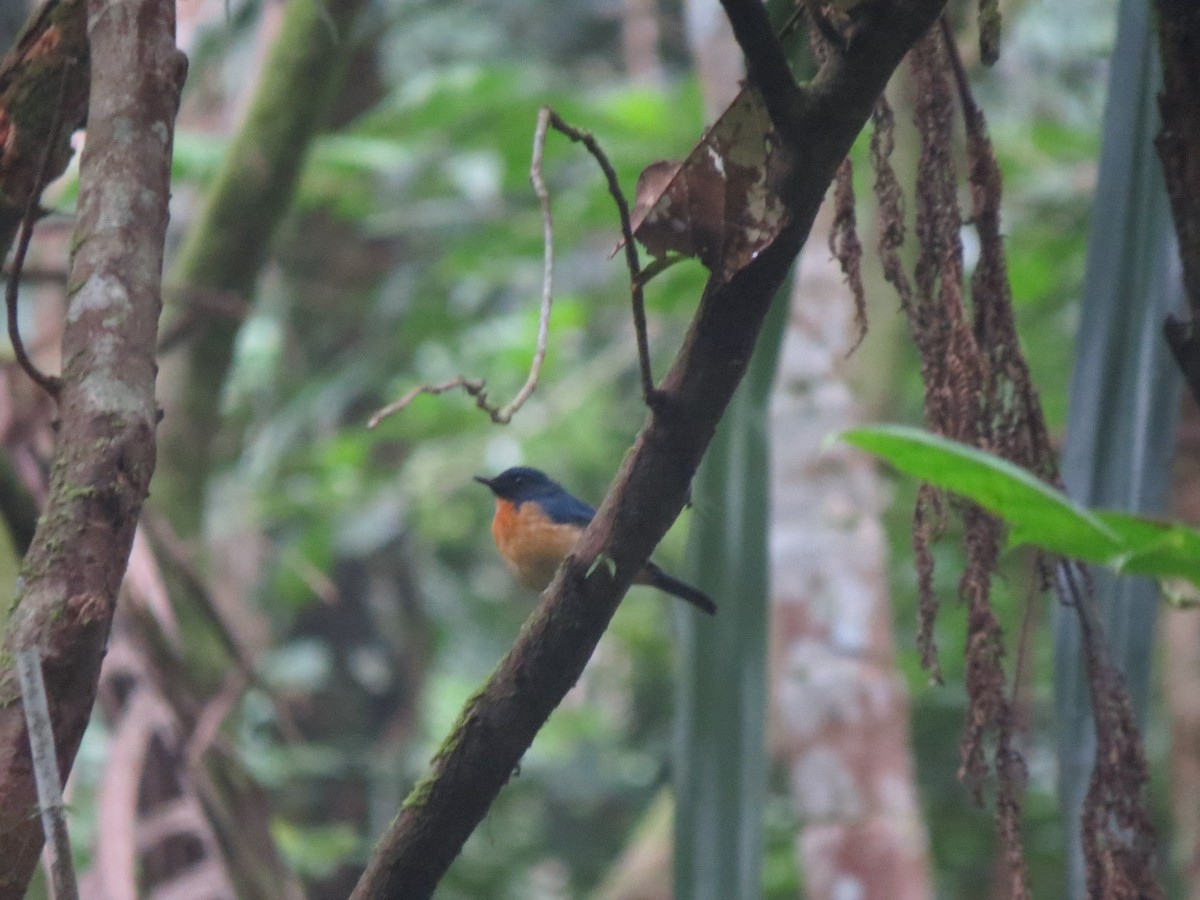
[0,0,1195,897]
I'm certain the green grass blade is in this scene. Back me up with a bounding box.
[1052,0,1183,891]
[674,282,787,900]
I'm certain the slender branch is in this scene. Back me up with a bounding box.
[350,0,947,896]
[5,211,61,398]
[543,109,657,404]
[0,262,67,284]
[16,647,78,900]
[939,15,978,122]
[507,105,558,418]
[368,376,491,427]
[368,111,559,430]
[5,68,70,399]
[635,254,685,285]
[370,106,661,430]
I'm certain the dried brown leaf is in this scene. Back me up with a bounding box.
[630,88,790,282]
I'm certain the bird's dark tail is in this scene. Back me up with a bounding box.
[643,563,716,615]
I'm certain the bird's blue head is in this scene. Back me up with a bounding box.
[474,466,562,504]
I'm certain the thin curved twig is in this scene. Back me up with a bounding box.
[498,105,556,421]
[368,111,559,430]
[544,109,657,404]
[367,375,491,428]
[5,68,70,400]
[369,106,659,430]
[7,215,62,399]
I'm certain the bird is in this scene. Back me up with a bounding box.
[475,466,716,615]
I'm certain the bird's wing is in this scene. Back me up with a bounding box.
[539,491,596,528]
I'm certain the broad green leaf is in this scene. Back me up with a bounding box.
[841,425,1123,562]
[674,271,787,900]
[1094,511,1200,582]
[843,425,1200,588]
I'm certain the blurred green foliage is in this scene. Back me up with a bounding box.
[45,0,1147,895]
[170,6,725,897]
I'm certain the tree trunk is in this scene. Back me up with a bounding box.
[768,205,934,899]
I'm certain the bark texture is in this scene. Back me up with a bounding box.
[0,0,184,894]
[0,0,90,259]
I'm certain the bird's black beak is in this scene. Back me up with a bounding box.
[474,475,494,490]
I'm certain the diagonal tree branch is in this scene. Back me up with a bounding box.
[350,1,946,897]
[0,0,185,894]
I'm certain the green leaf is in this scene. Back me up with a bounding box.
[843,425,1200,588]
[1094,510,1200,583]
[842,425,1123,561]
[674,276,788,900]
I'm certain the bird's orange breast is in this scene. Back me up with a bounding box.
[491,499,583,590]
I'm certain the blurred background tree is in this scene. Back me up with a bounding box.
[2,0,1193,896]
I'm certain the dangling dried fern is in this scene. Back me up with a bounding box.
[829,156,868,351]
[860,16,1161,898]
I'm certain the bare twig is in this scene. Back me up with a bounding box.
[939,16,978,123]
[5,69,70,400]
[367,375,491,428]
[368,111,562,430]
[5,215,61,398]
[369,105,661,430]
[1,262,67,284]
[16,647,79,900]
[634,254,685,285]
[508,106,557,419]
[543,109,657,405]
